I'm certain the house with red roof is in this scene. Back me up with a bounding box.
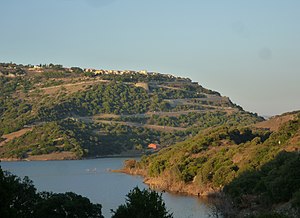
[148,143,160,150]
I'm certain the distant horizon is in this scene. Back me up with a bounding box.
[1,0,299,116]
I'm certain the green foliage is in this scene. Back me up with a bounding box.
[151,86,205,99]
[224,151,300,204]
[149,159,167,177]
[265,118,300,146]
[148,111,264,132]
[70,67,84,74]
[0,99,34,134]
[43,71,69,79]
[0,169,38,218]
[139,125,271,187]
[135,112,300,213]
[59,119,121,155]
[96,122,162,152]
[37,82,151,120]
[0,167,104,218]
[131,112,300,218]
[178,156,207,182]
[0,121,80,158]
[34,192,103,218]
[0,61,265,158]
[112,187,173,218]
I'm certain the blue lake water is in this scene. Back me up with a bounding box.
[0,158,212,218]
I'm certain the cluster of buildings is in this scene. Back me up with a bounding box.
[84,69,149,76]
[83,68,177,80]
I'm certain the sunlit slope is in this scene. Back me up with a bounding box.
[0,62,263,160]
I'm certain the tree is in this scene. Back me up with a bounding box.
[34,192,103,218]
[111,187,173,218]
[0,167,39,218]
[0,167,104,218]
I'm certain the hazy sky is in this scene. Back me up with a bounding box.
[1,0,299,116]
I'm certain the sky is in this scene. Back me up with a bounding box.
[0,0,299,116]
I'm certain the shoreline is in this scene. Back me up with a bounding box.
[0,154,218,198]
[0,153,143,162]
[113,167,220,198]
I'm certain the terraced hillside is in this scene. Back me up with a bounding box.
[0,62,263,160]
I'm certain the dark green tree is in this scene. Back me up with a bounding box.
[0,167,104,218]
[111,187,173,218]
[0,167,39,218]
[34,192,103,218]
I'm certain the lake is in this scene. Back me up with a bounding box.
[0,158,212,218]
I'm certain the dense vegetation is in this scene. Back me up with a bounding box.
[225,151,300,206]
[0,62,264,159]
[130,112,300,217]
[37,83,151,120]
[0,111,263,159]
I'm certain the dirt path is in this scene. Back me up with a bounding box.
[77,117,186,132]
[92,109,220,119]
[145,110,214,117]
[98,120,186,132]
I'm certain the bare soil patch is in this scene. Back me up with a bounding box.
[254,114,296,132]
[0,127,33,146]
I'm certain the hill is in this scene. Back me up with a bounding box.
[123,111,300,217]
[0,62,263,160]
[254,111,298,131]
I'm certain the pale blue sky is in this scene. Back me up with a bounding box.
[1,0,299,116]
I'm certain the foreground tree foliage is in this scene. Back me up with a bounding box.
[34,192,103,218]
[0,166,104,218]
[111,187,173,218]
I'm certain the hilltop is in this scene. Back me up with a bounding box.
[0,62,262,160]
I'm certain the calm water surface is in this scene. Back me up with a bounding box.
[0,158,212,218]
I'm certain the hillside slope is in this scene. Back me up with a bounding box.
[124,111,300,217]
[0,62,263,160]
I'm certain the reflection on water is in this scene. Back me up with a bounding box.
[1,158,212,218]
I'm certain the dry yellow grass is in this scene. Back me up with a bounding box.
[254,114,296,132]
